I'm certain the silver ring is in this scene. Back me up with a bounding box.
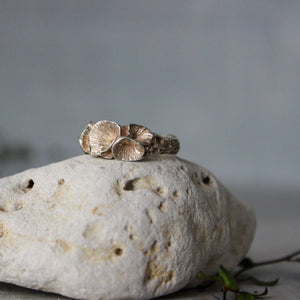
[79,120,180,161]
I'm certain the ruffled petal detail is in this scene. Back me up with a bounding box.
[100,146,113,159]
[128,124,153,145]
[112,137,145,161]
[89,120,121,156]
[121,125,129,137]
[79,121,95,154]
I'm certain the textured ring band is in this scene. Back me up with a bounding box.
[79,120,180,161]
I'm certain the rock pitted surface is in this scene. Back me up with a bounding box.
[0,155,256,300]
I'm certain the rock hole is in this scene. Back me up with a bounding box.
[115,248,123,256]
[158,201,166,212]
[145,209,154,224]
[123,179,136,191]
[22,179,34,192]
[150,240,159,253]
[167,271,174,282]
[27,179,34,189]
[156,187,162,193]
[129,234,134,240]
[58,179,65,185]
[180,166,187,171]
[173,190,179,197]
[156,186,165,195]
[202,176,211,185]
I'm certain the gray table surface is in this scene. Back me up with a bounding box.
[0,186,299,300]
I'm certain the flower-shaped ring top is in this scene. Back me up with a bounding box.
[79,120,179,161]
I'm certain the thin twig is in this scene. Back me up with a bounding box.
[222,288,227,300]
[235,249,300,278]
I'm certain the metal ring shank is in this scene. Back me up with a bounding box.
[146,134,180,156]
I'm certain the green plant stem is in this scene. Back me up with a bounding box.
[235,249,300,278]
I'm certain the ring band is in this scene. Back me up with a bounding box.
[79,120,180,161]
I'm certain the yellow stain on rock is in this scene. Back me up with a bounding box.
[56,239,73,253]
[144,259,175,292]
[82,244,125,263]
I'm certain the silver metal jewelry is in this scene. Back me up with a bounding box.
[79,120,180,161]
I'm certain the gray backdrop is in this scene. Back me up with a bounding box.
[0,0,299,189]
[0,2,300,299]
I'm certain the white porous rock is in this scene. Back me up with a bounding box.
[0,155,256,300]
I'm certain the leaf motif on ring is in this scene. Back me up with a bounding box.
[112,137,145,161]
[79,121,95,154]
[89,120,121,156]
[128,124,154,145]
